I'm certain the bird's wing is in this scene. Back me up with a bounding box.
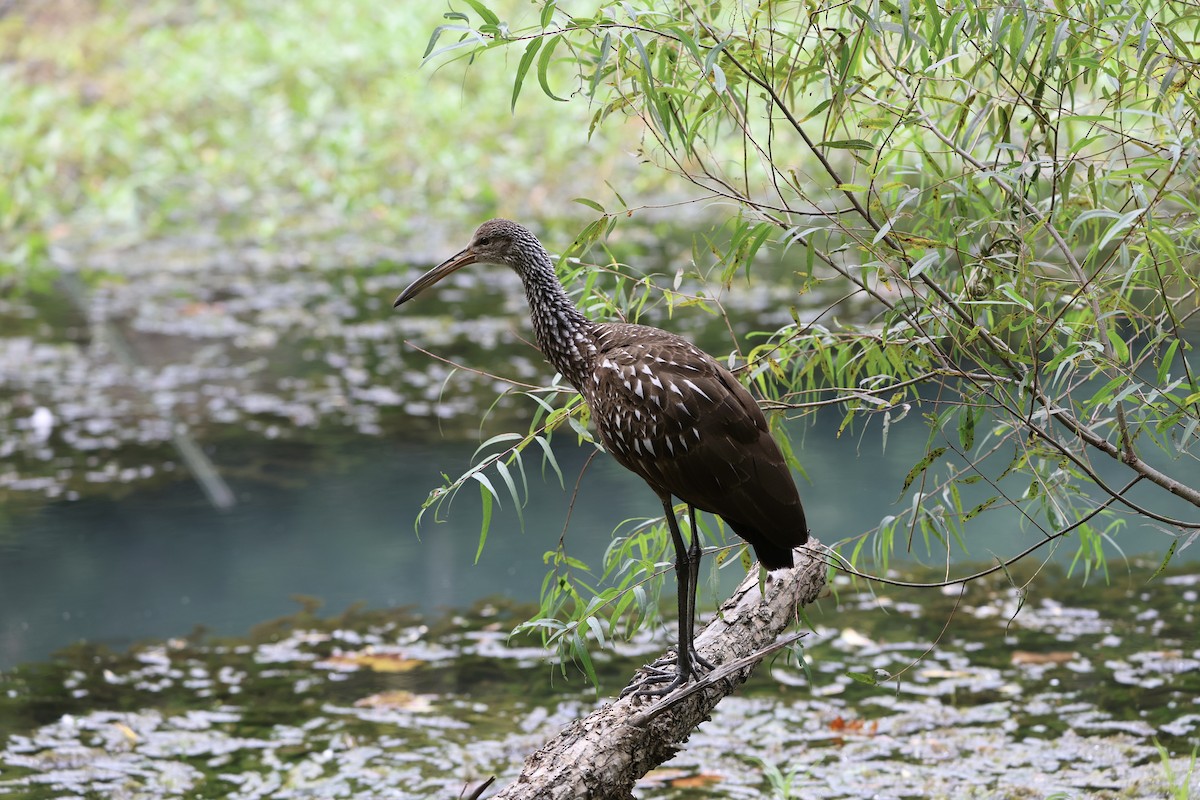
[589,331,807,566]
[589,330,801,526]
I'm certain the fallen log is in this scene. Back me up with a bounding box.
[484,538,828,800]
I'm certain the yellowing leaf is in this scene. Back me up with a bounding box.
[355,690,435,711]
[671,773,723,788]
[324,650,424,673]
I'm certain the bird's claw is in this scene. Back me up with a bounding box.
[622,669,689,700]
[620,648,715,701]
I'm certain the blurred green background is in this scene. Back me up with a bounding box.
[0,0,659,274]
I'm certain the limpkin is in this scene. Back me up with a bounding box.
[394,219,809,694]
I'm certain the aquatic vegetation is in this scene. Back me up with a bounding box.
[0,566,1194,798]
[0,223,808,506]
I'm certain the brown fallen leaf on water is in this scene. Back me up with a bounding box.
[669,773,723,789]
[829,716,879,735]
[354,690,434,711]
[324,650,423,672]
[917,668,975,679]
[1145,650,1183,660]
[1011,650,1077,666]
[639,768,688,787]
[181,301,227,316]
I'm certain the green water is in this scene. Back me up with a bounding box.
[2,408,1192,674]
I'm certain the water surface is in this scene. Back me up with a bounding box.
[2,411,1191,671]
[0,237,1195,670]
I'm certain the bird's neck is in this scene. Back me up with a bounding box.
[521,254,598,390]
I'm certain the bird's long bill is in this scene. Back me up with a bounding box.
[393,249,477,307]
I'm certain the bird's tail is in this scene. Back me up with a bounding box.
[731,522,808,571]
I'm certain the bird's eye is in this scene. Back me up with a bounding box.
[477,236,491,246]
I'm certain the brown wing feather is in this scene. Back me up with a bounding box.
[587,323,808,568]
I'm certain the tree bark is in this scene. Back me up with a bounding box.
[487,538,827,800]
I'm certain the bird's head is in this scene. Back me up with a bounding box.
[393,218,542,307]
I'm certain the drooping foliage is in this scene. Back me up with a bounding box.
[422,0,1200,672]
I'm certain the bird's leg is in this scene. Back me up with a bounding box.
[684,505,714,672]
[623,497,708,699]
[666,502,696,684]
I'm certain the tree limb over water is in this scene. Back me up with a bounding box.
[485,538,827,800]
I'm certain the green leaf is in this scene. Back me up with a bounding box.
[567,412,593,442]
[495,459,524,529]
[901,446,947,493]
[590,31,612,97]
[573,631,598,687]
[1097,207,1146,250]
[537,34,569,102]
[475,481,493,564]
[846,670,878,685]
[539,0,556,29]
[585,615,607,648]
[802,98,832,122]
[473,431,523,460]
[1147,539,1177,582]
[512,38,544,111]
[460,0,500,26]
[531,434,564,489]
[817,138,875,151]
[963,496,998,521]
[957,403,976,450]
[847,4,873,24]
[423,24,478,59]
[709,62,727,94]
[1158,338,1181,384]
[627,33,664,138]
[1108,380,1145,409]
[573,197,606,213]
[470,470,499,507]
[1068,134,1106,156]
[703,39,732,77]
[907,251,939,275]
[1106,328,1130,363]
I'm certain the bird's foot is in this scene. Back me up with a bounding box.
[620,649,714,701]
[621,668,689,700]
[690,647,715,672]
